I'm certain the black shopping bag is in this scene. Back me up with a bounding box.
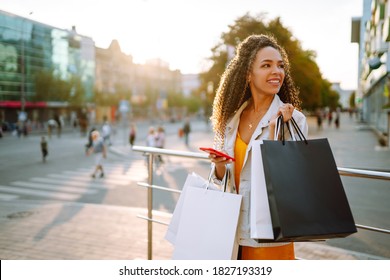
[259,117,357,242]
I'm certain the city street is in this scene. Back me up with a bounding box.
[0,114,389,259]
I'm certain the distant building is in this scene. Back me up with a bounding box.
[0,10,95,123]
[352,0,390,136]
[182,74,200,97]
[331,82,354,109]
[0,9,194,125]
[95,40,134,95]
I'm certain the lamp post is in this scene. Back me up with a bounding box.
[20,12,32,116]
[20,26,25,114]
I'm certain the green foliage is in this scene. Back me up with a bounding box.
[68,76,86,106]
[167,90,202,114]
[34,70,87,107]
[167,91,185,107]
[34,70,72,102]
[200,13,337,111]
[184,95,202,114]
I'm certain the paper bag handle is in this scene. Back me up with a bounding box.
[207,166,230,192]
[277,115,308,145]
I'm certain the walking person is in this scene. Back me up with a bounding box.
[208,34,308,260]
[85,127,97,155]
[145,126,156,147]
[182,118,191,146]
[144,126,156,164]
[334,107,341,129]
[327,110,333,127]
[101,116,112,146]
[54,114,62,138]
[155,125,166,163]
[129,123,137,147]
[47,119,56,139]
[87,130,107,178]
[40,136,48,162]
[316,108,323,131]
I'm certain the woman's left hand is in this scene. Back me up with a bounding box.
[278,103,295,122]
[268,103,295,139]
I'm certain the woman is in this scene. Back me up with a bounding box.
[209,34,308,260]
[88,130,107,178]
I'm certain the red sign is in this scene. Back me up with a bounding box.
[0,101,47,108]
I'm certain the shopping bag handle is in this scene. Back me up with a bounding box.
[207,166,230,192]
[278,115,308,145]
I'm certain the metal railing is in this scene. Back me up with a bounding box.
[132,145,390,260]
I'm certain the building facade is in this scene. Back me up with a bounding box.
[1,9,193,129]
[95,44,183,122]
[352,0,390,140]
[0,10,95,125]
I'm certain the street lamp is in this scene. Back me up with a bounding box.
[20,12,32,116]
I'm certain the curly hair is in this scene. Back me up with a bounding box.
[211,34,301,149]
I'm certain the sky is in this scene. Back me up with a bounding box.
[1,0,363,89]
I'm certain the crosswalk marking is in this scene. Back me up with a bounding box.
[77,167,147,175]
[0,185,78,200]
[0,193,19,201]
[11,181,96,195]
[47,174,113,186]
[76,167,148,181]
[31,177,114,190]
[63,171,133,185]
[0,157,150,202]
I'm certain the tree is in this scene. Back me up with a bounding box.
[200,13,335,111]
[68,76,85,106]
[34,70,54,101]
[349,91,356,109]
[34,70,72,102]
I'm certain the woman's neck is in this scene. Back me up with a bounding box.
[249,95,274,112]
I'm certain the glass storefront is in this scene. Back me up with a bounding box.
[0,10,95,106]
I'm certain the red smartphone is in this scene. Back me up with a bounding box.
[199,147,235,161]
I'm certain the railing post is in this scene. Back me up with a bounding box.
[147,153,154,260]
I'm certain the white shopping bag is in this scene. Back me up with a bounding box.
[250,140,274,240]
[165,172,220,244]
[172,185,242,260]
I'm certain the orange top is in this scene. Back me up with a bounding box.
[234,132,247,193]
[234,131,295,260]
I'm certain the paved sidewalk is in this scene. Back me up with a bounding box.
[0,113,388,260]
[0,200,173,260]
[0,199,381,260]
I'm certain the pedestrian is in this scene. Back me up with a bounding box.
[129,123,137,147]
[40,136,48,162]
[54,114,62,138]
[316,108,323,131]
[101,116,112,146]
[182,118,191,146]
[144,126,156,162]
[47,119,56,139]
[85,127,97,154]
[145,126,156,147]
[87,130,107,178]
[334,107,341,129]
[208,34,308,260]
[155,125,166,163]
[327,110,333,126]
